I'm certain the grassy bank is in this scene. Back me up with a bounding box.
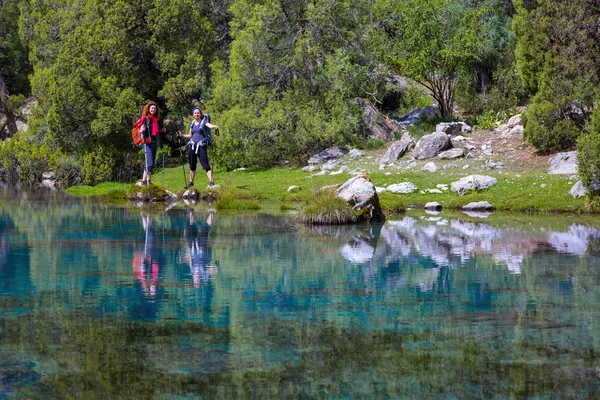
[65,155,588,214]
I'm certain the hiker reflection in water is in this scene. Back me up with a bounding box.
[132,212,161,296]
[183,209,217,288]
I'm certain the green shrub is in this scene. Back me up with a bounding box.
[81,146,116,186]
[0,131,49,182]
[297,190,357,225]
[577,104,600,203]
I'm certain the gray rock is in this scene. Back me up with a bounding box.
[570,180,587,198]
[308,146,347,164]
[356,98,406,141]
[302,165,319,172]
[462,201,494,211]
[443,163,457,169]
[451,175,498,195]
[413,132,452,160]
[348,149,364,158]
[424,202,442,211]
[509,125,524,136]
[322,159,341,171]
[379,132,416,164]
[336,175,385,221]
[399,106,441,126]
[548,151,578,174]
[507,114,522,129]
[422,162,438,172]
[387,182,418,194]
[436,122,472,136]
[486,160,504,169]
[287,185,300,193]
[438,148,465,160]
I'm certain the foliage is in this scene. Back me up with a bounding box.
[297,189,357,225]
[577,102,600,205]
[12,0,216,183]
[378,0,484,117]
[513,0,600,151]
[0,131,49,182]
[208,0,385,169]
[81,146,117,186]
[0,0,30,138]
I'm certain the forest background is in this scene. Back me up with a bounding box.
[2,0,600,205]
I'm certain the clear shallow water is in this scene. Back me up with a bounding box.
[1,185,600,398]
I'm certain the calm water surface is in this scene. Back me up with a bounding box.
[1,184,600,398]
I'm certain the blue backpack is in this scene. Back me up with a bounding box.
[189,114,213,146]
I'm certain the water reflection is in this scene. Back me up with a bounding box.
[334,215,600,278]
[182,208,217,287]
[1,185,600,398]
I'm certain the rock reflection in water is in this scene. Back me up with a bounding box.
[359,215,600,278]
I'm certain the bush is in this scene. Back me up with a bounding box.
[577,104,600,203]
[0,131,49,182]
[524,100,583,152]
[297,190,357,225]
[81,146,116,185]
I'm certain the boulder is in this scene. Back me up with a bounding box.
[548,151,578,174]
[422,162,437,172]
[451,175,498,195]
[387,182,418,194]
[356,98,406,141]
[308,146,347,164]
[570,180,586,198]
[438,148,465,160]
[399,106,441,126]
[413,132,452,160]
[436,122,472,136]
[424,202,442,211]
[348,149,364,158]
[462,201,494,211]
[335,175,385,221]
[509,125,524,136]
[506,114,522,129]
[379,132,416,164]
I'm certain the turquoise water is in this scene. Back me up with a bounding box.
[1,185,600,398]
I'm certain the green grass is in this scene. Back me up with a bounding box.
[64,154,588,214]
[297,189,357,225]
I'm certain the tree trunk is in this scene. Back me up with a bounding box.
[0,73,18,138]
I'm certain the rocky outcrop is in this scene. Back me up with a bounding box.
[413,132,452,160]
[548,151,578,174]
[438,148,465,159]
[336,175,385,222]
[308,146,347,164]
[379,132,416,164]
[436,122,472,136]
[387,182,418,194]
[356,98,406,142]
[399,106,441,126]
[451,175,498,195]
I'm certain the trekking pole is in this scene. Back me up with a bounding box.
[162,153,165,186]
[180,146,187,186]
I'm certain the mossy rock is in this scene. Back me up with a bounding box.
[127,184,171,202]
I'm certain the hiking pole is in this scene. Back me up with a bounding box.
[180,143,187,186]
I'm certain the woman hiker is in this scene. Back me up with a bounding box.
[136,101,164,187]
[179,107,218,188]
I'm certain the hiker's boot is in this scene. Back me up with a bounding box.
[184,181,194,189]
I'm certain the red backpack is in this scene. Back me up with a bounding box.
[132,118,151,146]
